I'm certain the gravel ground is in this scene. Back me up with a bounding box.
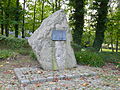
[0,56,120,90]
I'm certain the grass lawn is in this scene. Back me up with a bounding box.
[102,48,120,52]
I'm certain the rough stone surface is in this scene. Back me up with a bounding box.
[28,10,77,70]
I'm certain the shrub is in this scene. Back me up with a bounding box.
[17,49,31,55]
[0,35,29,49]
[75,51,105,67]
[71,43,82,52]
[30,51,37,60]
[99,52,120,68]
[0,50,14,59]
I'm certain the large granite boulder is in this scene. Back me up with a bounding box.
[28,10,77,70]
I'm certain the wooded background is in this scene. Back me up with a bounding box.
[0,0,120,52]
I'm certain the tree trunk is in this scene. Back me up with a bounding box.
[15,0,19,37]
[1,24,4,35]
[1,7,4,35]
[116,33,119,52]
[46,0,54,13]
[92,0,109,52]
[55,0,58,11]
[5,0,11,37]
[22,0,25,38]
[52,3,55,13]
[73,0,85,45]
[101,47,103,52]
[5,24,9,37]
[117,0,120,9]
[110,33,114,52]
[32,0,36,33]
[58,0,60,10]
[41,0,44,22]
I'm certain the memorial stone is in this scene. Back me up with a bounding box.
[28,10,77,70]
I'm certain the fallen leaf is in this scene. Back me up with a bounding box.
[0,81,3,84]
[80,77,85,80]
[10,82,15,85]
[3,70,14,74]
[12,76,17,79]
[6,61,9,64]
[81,83,89,87]
[21,84,28,87]
[62,84,69,87]
[53,78,59,82]
[29,70,33,74]
[37,71,43,74]
[95,75,100,79]
[35,83,41,87]
[3,71,10,74]
[5,88,10,90]
[0,84,2,87]
[8,70,14,73]
[46,88,50,90]
[0,65,3,67]
[49,82,56,84]
[23,72,29,75]
[64,77,71,80]
[118,78,120,81]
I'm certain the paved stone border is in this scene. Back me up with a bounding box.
[14,67,97,84]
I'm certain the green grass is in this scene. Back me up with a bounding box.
[75,51,105,67]
[16,48,32,55]
[0,36,35,60]
[30,51,37,60]
[74,46,120,67]
[99,52,120,67]
[102,48,120,52]
[0,35,29,49]
[0,50,15,59]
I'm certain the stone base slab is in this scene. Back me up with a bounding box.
[14,67,97,84]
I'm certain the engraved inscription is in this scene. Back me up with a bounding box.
[52,30,66,41]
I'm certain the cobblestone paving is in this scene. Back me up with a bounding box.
[18,66,120,90]
[0,59,120,90]
[14,67,97,84]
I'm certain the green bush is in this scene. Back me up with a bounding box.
[71,43,82,52]
[0,50,14,59]
[17,49,31,55]
[30,51,37,60]
[99,52,120,68]
[0,35,29,49]
[75,51,105,67]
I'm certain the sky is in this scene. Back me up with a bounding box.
[20,0,23,3]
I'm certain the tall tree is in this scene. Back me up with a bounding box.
[55,0,58,10]
[1,9,4,35]
[116,1,120,52]
[69,0,85,45]
[0,1,4,35]
[4,0,11,37]
[117,0,120,9]
[22,0,25,38]
[15,0,19,37]
[32,0,36,33]
[55,0,61,10]
[41,0,45,22]
[92,0,109,51]
[47,0,55,13]
[58,0,61,10]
